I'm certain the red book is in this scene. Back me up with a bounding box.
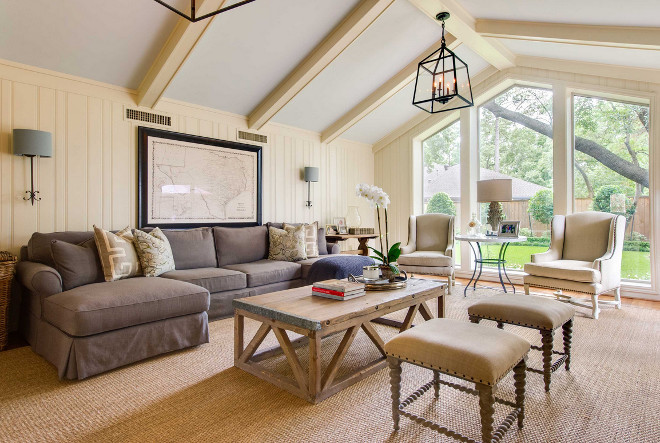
[311,287,361,297]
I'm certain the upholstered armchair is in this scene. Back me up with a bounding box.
[523,211,626,319]
[398,214,455,294]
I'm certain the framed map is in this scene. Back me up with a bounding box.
[138,127,262,228]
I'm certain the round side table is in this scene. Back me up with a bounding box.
[455,235,527,296]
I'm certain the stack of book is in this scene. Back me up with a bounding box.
[312,279,365,300]
[348,227,375,235]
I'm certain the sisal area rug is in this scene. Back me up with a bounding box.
[1,287,659,442]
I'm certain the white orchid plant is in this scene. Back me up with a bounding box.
[356,184,401,275]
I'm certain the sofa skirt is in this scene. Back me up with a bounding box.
[35,312,209,380]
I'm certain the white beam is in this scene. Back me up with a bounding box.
[476,19,660,51]
[517,56,660,84]
[321,35,459,144]
[408,0,515,70]
[248,0,396,130]
[137,0,227,108]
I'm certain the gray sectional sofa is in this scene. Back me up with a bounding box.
[15,224,339,380]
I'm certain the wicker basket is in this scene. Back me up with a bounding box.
[0,251,17,350]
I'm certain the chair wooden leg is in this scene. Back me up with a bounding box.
[524,284,530,295]
[513,359,526,429]
[477,383,495,443]
[433,370,440,398]
[614,287,622,309]
[563,319,573,371]
[388,357,402,431]
[541,329,554,392]
[446,276,452,295]
[591,294,600,319]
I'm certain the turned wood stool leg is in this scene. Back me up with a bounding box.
[563,319,573,371]
[541,329,554,392]
[513,359,527,429]
[477,383,495,443]
[388,357,402,431]
[469,315,480,324]
[497,322,504,329]
[433,370,440,398]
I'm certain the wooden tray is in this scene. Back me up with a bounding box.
[349,274,408,291]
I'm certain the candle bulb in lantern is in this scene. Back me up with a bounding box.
[432,82,436,99]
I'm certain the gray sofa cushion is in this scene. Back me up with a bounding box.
[223,259,301,287]
[43,277,209,337]
[50,239,104,290]
[28,231,94,267]
[161,267,246,293]
[214,226,268,266]
[163,228,217,270]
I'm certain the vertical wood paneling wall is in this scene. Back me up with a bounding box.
[374,66,660,298]
[0,62,374,253]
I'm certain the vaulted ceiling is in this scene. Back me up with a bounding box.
[0,0,658,146]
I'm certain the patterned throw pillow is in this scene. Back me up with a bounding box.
[268,225,307,262]
[284,222,319,258]
[93,226,142,282]
[133,228,176,277]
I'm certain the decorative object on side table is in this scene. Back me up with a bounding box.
[477,178,512,235]
[356,183,404,283]
[467,212,481,236]
[349,227,374,235]
[498,220,520,237]
[345,206,362,229]
[0,251,17,350]
[333,217,347,234]
[325,224,339,235]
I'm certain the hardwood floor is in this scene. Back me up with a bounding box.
[416,275,660,310]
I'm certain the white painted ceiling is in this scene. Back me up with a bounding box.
[342,45,490,145]
[460,0,660,27]
[499,39,660,70]
[0,0,185,89]
[164,0,361,116]
[271,0,445,133]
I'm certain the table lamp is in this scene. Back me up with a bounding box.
[477,178,512,233]
[304,167,319,208]
[13,129,53,205]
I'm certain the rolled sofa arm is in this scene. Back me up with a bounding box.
[16,261,63,297]
[327,242,341,255]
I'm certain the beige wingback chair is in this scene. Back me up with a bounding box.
[398,214,455,294]
[523,211,626,319]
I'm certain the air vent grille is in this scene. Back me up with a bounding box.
[237,130,268,144]
[126,109,171,126]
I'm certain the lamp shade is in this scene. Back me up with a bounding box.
[477,179,512,202]
[13,129,52,157]
[304,167,319,182]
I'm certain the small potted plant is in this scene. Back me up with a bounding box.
[356,184,402,282]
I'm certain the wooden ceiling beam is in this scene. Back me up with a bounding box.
[476,19,660,50]
[247,0,396,130]
[408,0,515,70]
[321,34,459,144]
[137,0,227,109]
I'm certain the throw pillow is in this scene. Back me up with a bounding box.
[50,239,104,290]
[317,227,329,255]
[93,226,142,282]
[268,225,307,262]
[133,228,176,277]
[284,222,319,258]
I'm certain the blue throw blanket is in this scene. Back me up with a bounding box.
[306,255,376,284]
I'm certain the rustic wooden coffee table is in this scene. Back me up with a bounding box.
[233,278,446,403]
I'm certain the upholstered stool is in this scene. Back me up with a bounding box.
[468,295,575,392]
[385,318,530,443]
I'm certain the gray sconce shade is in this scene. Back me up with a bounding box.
[13,129,53,157]
[304,167,319,182]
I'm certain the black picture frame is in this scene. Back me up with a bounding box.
[138,126,262,229]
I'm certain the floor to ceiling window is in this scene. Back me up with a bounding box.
[478,86,554,269]
[422,120,461,264]
[573,95,651,282]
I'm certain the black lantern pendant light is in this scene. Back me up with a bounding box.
[153,0,256,23]
[412,12,474,113]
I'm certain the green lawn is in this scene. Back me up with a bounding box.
[454,242,650,281]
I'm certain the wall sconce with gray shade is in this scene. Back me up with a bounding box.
[304,167,319,208]
[13,129,53,205]
[477,178,512,232]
